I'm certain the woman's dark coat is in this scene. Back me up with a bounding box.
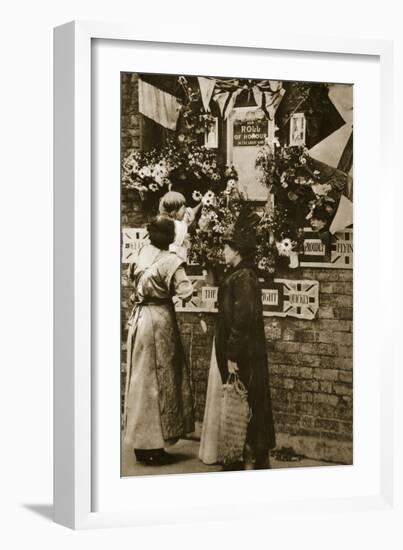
[215,260,276,458]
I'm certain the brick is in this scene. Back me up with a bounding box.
[317,356,337,368]
[339,395,353,408]
[334,358,353,370]
[130,114,140,127]
[317,331,352,345]
[270,375,283,388]
[339,371,353,383]
[317,320,352,332]
[265,323,282,340]
[333,383,353,396]
[319,431,350,442]
[314,418,339,432]
[313,368,339,381]
[300,415,315,429]
[298,342,338,356]
[294,402,314,414]
[321,282,353,295]
[315,397,352,416]
[318,306,335,319]
[339,421,353,435]
[273,341,301,354]
[298,367,314,379]
[298,269,339,281]
[319,294,353,308]
[295,330,319,343]
[314,393,339,407]
[283,378,295,390]
[334,307,353,320]
[274,412,301,425]
[319,381,333,393]
[269,352,321,367]
[294,379,319,392]
[337,344,353,358]
[282,328,296,341]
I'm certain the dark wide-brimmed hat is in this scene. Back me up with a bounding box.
[223,207,260,258]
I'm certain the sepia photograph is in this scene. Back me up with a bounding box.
[120,72,353,477]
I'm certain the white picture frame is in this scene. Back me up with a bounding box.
[204,117,219,148]
[54,20,397,531]
[289,112,306,146]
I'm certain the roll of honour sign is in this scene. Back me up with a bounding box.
[233,118,269,146]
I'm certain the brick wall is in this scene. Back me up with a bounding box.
[263,268,352,463]
[122,252,353,465]
[120,72,353,464]
[121,72,141,153]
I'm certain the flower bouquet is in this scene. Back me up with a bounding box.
[122,140,238,212]
[255,143,346,270]
[188,180,244,273]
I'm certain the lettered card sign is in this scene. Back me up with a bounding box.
[174,277,319,320]
[121,228,149,263]
[300,228,353,269]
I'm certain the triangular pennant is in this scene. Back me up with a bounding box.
[252,86,263,110]
[214,89,242,119]
[214,91,230,117]
[198,77,216,112]
[224,89,242,119]
[329,195,353,234]
[263,88,285,119]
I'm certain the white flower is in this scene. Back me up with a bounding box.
[299,156,307,165]
[202,190,216,206]
[312,183,332,196]
[139,166,152,178]
[149,183,159,192]
[192,190,203,202]
[226,179,237,191]
[313,169,321,177]
[276,238,293,257]
[258,258,268,270]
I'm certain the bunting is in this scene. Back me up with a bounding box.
[197,76,216,112]
[252,80,285,120]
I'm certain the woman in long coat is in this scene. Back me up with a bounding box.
[200,210,276,470]
[123,216,195,466]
